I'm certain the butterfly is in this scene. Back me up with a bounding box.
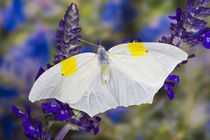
[29,42,188,117]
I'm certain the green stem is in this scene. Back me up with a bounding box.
[54,123,72,140]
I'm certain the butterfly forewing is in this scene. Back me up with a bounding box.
[29,53,97,104]
[108,42,188,86]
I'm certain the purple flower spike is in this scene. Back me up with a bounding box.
[56,3,82,58]
[25,105,31,117]
[12,105,43,139]
[167,89,175,100]
[188,54,196,58]
[41,99,101,135]
[35,67,45,80]
[77,113,101,135]
[56,110,69,121]
[35,3,82,81]
[122,38,130,43]
[163,75,180,100]
[160,0,210,48]
[163,82,175,91]
[94,117,101,123]
[160,0,210,100]
[12,105,25,118]
[168,75,180,84]
[93,126,99,135]
[203,31,210,49]
[122,38,142,43]
[42,100,74,122]
[41,103,58,113]
[13,3,102,139]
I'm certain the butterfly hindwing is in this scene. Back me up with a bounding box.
[107,62,164,107]
[68,66,119,117]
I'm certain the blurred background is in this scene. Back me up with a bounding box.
[0,0,209,139]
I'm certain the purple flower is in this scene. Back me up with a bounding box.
[122,38,130,43]
[55,3,81,61]
[166,89,175,100]
[160,0,210,48]
[163,82,175,91]
[34,3,101,138]
[78,113,101,135]
[163,82,175,100]
[36,3,82,80]
[35,67,45,80]
[122,38,142,43]
[187,0,210,17]
[1,0,26,32]
[41,99,74,121]
[159,1,209,103]
[41,99,101,135]
[197,28,210,49]
[163,75,180,100]
[167,75,179,84]
[12,105,43,139]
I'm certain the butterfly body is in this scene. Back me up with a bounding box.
[29,42,188,117]
[97,46,110,84]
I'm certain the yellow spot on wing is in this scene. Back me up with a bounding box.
[60,57,77,77]
[128,43,148,57]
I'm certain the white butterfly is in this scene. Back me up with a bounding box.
[29,42,188,117]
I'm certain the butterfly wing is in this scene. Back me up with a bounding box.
[29,53,98,104]
[107,62,163,107]
[107,42,188,106]
[29,52,119,117]
[108,42,188,86]
[68,66,119,117]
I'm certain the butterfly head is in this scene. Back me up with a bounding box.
[97,45,107,56]
[98,45,105,50]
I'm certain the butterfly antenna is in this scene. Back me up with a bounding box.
[99,37,103,46]
[77,38,99,48]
